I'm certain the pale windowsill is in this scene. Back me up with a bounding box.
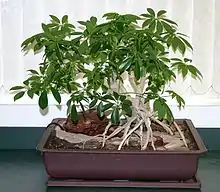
[0,94,220,128]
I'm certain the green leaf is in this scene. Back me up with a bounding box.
[99,52,108,62]
[71,104,78,123]
[135,60,141,80]
[97,101,104,117]
[90,42,101,54]
[79,101,85,113]
[153,98,174,123]
[47,23,58,28]
[156,21,163,34]
[171,37,179,52]
[10,86,24,91]
[110,36,118,46]
[123,99,132,106]
[90,16,97,24]
[160,57,170,62]
[187,65,203,78]
[103,95,115,101]
[119,95,126,102]
[147,8,155,16]
[176,37,186,55]
[86,22,94,33]
[23,80,29,86]
[157,10,167,17]
[181,66,188,78]
[46,63,55,75]
[14,91,25,101]
[113,92,119,100]
[153,99,165,119]
[149,20,156,32]
[171,58,182,62]
[175,63,188,78]
[89,99,98,108]
[119,59,132,72]
[27,90,34,99]
[21,36,34,47]
[34,44,43,53]
[41,23,49,33]
[184,58,192,63]
[103,12,119,19]
[124,14,141,23]
[27,69,39,75]
[27,76,40,81]
[66,23,75,28]
[122,103,132,117]
[165,104,174,124]
[51,87,61,104]
[142,19,151,28]
[161,21,174,33]
[78,40,89,54]
[155,42,165,52]
[49,15,60,23]
[103,103,114,112]
[66,99,72,116]
[140,13,151,18]
[162,18,178,26]
[179,36,193,50]
[111,107,120,125]
[166,90,185,109]
[62,15,68,24]
[38,91,48,110]
[78,21,86,26]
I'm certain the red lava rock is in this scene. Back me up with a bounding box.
[62,109,124,137]
[63,109,109,136]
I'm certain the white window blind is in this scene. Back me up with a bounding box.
[0,0,220,127]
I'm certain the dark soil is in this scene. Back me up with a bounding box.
[44,119,198,151]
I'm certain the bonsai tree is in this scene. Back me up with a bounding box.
[10,8,202,150]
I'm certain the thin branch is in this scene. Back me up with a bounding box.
[120,92,144,96]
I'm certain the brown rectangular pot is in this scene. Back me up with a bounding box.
[37,118,207,181]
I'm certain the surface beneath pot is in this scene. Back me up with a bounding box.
[47,174,201,189]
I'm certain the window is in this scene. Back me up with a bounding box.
[0,0,219,127]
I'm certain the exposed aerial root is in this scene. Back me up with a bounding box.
[142,130,150,150]
[122,117,137,146]
[102,122,112,147]
[139,111,154,150]
[173,121,188,147]
[118,120,143,150]
[150,117,174,135]
[150,128,156,150]
[105,117,137,141]
[139,124,143,147]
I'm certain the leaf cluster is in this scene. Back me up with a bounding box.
[10,9,202,124]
